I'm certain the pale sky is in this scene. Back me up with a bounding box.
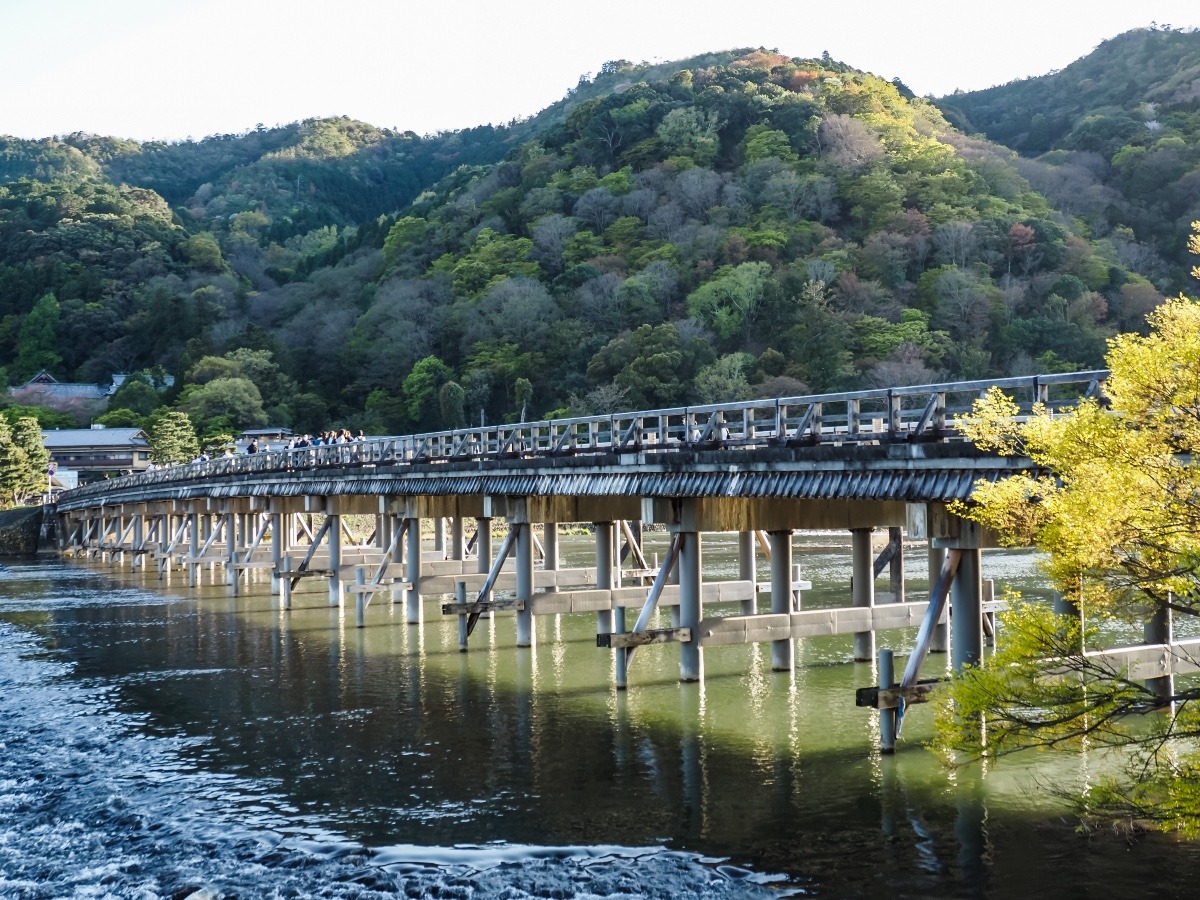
[1,0,1196,143]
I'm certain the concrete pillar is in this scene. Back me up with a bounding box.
[595,522,615,635]
[738,531,757,615]
[225,513,237,589]
[476,519,492,575]
[950,548,983,672]
[879,648,897,754]
[433,516,445,555]
[929,543,949,653]
[678,532,703,682]
[543,522,559,573]
[515,523,535,647]
[327,514,342,607]
[132,515,144,570]
[450,516,465,561]
[769,530,794,672]
[851,528,875,661]
[270,512,283,594]
[405,518,421,624]
[1144,601,1174,702]
[888,526,904,603]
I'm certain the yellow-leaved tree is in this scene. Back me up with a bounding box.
[939,223,1200,833]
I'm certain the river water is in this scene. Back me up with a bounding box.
[3,534,1200,899]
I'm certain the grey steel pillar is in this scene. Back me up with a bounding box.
[515,523,535,647]
[433,516,445,555]
[950,548,983,671]
[327,514,342,607]
[476,518,492,575]
[929,543,949,653]
[1144,601,1174,702]
[738,531,757,615]
[852,528,875,661]
[769,530,794,671]
[450,516,465,561]
[879,648,896,754]
[405,517,421,624]
[595,522,615,635]
[678,532,703,682]
[188,511,200,587]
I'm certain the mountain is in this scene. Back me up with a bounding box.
[0,42,1188,441]
[936,26,1200,289]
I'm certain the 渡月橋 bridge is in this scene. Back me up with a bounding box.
[58,369,1182,749]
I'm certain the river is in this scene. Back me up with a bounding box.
[2,534,1200,898]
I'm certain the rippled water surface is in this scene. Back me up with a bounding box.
[3,536,1200,898]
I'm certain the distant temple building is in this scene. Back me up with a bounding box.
[41,426,152,483]
[9,371,173,423]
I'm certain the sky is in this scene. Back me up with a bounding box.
[1,0,1197,143]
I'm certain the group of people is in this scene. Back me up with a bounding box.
[285,429,366,449]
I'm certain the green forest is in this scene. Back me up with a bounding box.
[1,27,1197,442]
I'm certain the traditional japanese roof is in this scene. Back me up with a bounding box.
[41,428,149,449]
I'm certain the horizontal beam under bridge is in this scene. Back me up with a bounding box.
[697,601,937,646]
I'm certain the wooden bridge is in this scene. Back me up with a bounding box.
[55,369,1187,748]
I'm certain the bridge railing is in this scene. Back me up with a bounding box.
[61,370,1108,501]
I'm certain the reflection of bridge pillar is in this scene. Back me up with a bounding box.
[449,516,465,561]
[515,518,535,648]
[929,543,949,653]
[951,548,983,672]
[595,521,614,635]
[405,515,421,624]
[852,527,875,661]
[769,530,794,671]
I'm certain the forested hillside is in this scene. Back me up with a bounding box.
[937,26,1200,290]
[0,38,1188,444]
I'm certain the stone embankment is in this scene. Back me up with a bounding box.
[0,506,46,557]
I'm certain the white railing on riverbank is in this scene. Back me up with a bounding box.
[62,370,1107,502]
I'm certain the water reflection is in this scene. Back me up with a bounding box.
[5,542,1200,897]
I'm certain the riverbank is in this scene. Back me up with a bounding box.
[0,506,43,557]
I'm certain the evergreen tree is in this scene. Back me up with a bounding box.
[10,416,48,503]
[0,418,28,507]
[13,292,61,383]
[149,411,200,465]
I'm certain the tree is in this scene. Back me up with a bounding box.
[177,377,268,431]
[403,356,453,431]
[940,272,1200,831]
[685,262,772,342]
[0,418,26,507]
[13,292,61,382]
[148,411,200,464]
[10,416,48,503]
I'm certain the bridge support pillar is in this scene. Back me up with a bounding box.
[951,548,983,672]
[225,511,237,591]
[1145,601,1174,702]
[543,522,559,580]
[515,520,535,648]
[449,517,465,561]
[475,518,492,575]
[433,517,445,556]
[738,531,757,615]
[678,529,703,683]
[132,514,144,571]
[852,528,875,662]
[887,526,904,603]
[327,514,342,607]
[929,543,949,653]
[769,530,794,672]
[405,517,422,624]
[188,510,200,587]
[270,511,283,594]
[595,522,615,635]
